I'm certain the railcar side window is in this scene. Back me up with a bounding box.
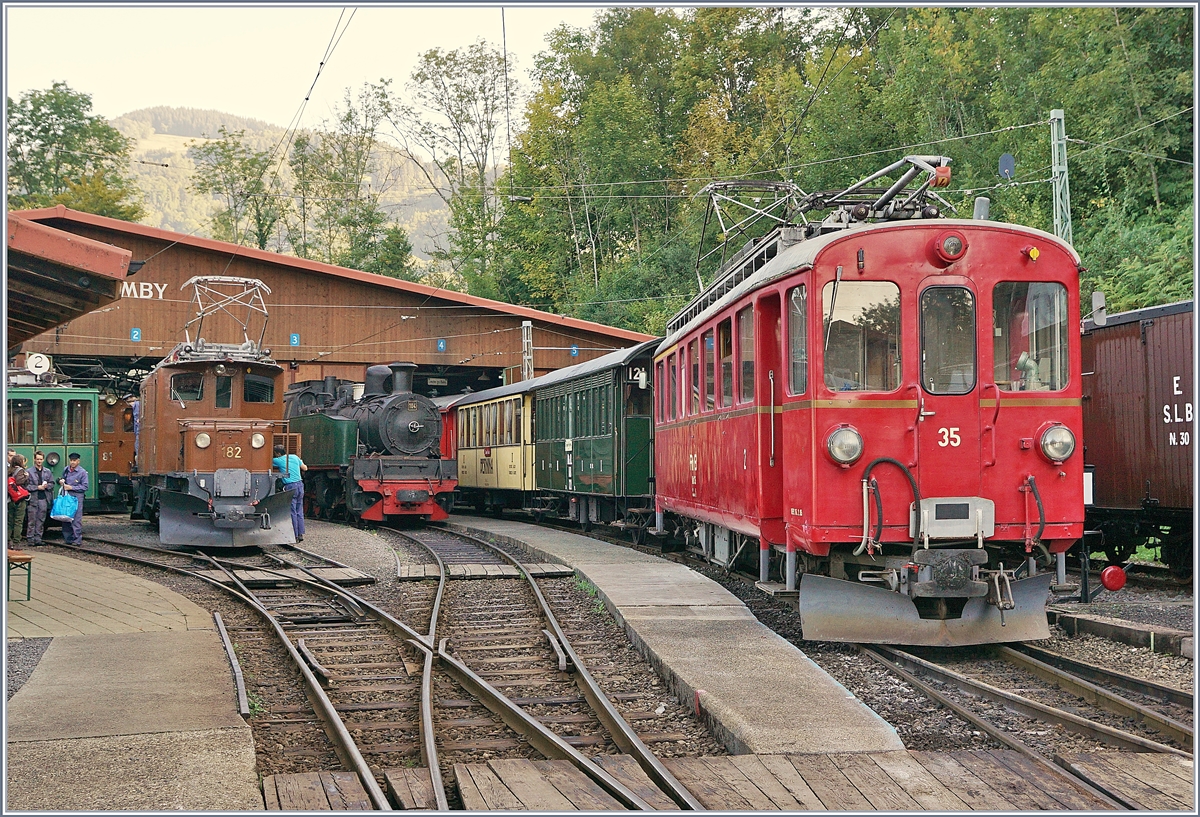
[244,374,275,403]
[171,372,204,402]
[718,319,734,407]
[36,399,64,444]
[921,287,976,394]
[738,307,755,402]
[993,282,1069,391]
[67,399,93,444]
[102,412,116,434]
[123,407,135,433]
[656,361,665,420]
[515,399,523,444]
[669,354,678,420]
[688,339,700,414]
[215,376,233,409]
[788,285,808,394]
[8,399,33,444]
[822,281,901,392]
[703,330,715,410]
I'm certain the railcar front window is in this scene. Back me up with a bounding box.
[921,287,976,394]
[171,372,204,402]
[8,399,33,444]
[718,319,734,407]
[67,399,93,444]
[822,281,901,392]
[36,400,64,444]
[215,376,233,409]
[993,282,1069,391]
[244,374,275,403]
[738,306,755,402]
[788,285,808,395]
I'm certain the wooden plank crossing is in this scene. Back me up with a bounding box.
[656,751,1118,811]
[1058,752,1194,810]
[398,562,574,581]
[262,771,371,810]
[271,750,1142,810]
[197,566,375,587]
[382,767,439,810]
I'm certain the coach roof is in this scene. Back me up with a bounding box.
[658,218,1080,355]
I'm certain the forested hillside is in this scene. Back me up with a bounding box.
[483,6,1192,332]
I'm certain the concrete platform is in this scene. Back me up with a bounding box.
[445,516,905,756]
[5,550,260,810]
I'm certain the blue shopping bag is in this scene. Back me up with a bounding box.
[50,488,78,522]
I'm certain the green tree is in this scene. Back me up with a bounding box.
[287,82,402,267]
[392,40,519,297]
[187,126,285,249]
[7,81,144,217]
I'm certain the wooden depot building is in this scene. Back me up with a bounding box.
[10,206,652,396]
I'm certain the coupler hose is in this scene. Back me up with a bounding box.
[855,458,922,553]
[1026,475,1046,544]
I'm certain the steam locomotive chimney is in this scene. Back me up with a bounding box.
[389,362,416,395]
[364,365,391,397]
[322,375,338,403]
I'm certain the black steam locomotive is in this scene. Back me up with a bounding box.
[284,362,457,523]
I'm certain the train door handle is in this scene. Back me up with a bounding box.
[919,397,936,419]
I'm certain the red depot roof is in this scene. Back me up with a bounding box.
[12,205,653,344]
[6,212,134,348]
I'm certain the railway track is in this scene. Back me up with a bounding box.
[862,642,1193,809]
[384,525,702,810]
[64,531,701,810]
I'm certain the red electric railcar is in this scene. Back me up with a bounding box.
[654,158,1084,646]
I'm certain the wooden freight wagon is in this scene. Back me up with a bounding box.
[1081,300,1193,574]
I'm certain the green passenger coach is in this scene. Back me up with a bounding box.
[6,384,102,510]
[454,338,658,541]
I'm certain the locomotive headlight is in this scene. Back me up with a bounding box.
[195,432,212,449]
[250,433,266,449]
[1040,425,1075,463]
[827,426,864,465]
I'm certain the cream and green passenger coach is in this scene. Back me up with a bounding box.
[454,338,659,541]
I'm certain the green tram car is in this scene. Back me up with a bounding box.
[6,384,119,513]
[455,339,658,540]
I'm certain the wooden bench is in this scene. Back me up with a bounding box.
[7,549,33,601]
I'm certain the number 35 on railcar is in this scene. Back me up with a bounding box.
[654,157,1084,647]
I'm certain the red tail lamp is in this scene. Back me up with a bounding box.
[1100,564,1127,592]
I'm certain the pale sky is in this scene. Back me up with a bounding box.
[4,3,609,127]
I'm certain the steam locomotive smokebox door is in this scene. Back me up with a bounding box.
[214,468,251,497]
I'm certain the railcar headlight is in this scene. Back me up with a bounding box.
[195,432,212,449]
[827,427,864,465]
[1040,425,1075,462]
[250,433,266,449]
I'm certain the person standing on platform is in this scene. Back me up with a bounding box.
[7,453,31,545]
[58,453,89,545]
[25,451,54,546]
[272,445,307,541]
